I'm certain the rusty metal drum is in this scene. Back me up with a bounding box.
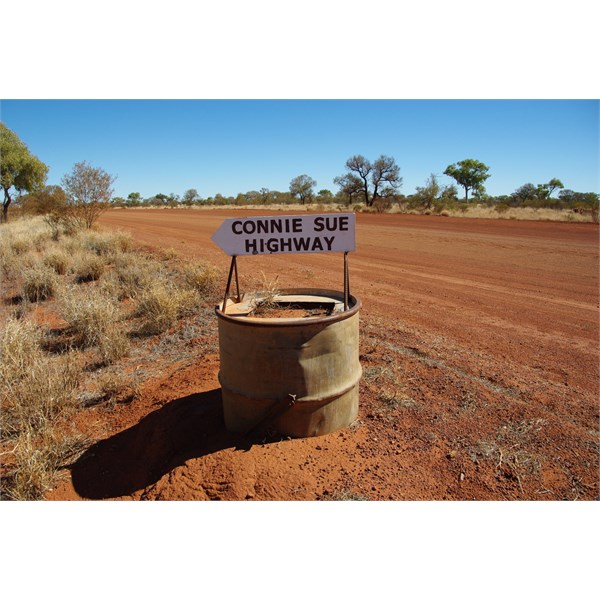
[216,288,362,437]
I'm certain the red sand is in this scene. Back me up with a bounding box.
[48,209,599,500]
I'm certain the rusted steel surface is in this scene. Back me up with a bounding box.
[216,289,362,437]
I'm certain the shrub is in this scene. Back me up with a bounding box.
[82,230,132,257]
[6,430,58,499]
[4,425,87,500]
[250,273,281,315]
[61,161,115,229]
[136,281,198,334]
[372,197,392,213]
[0,313,85,502]
[111,252,158,299]
[73,253,106,282]
[32,230,52,252]
[181,261,220,297]
[44,211,83,240]
[0,317,42,380]
[10,237,31,255]
[58,286,129,363]
[0,238,11,274]
[1,354,81,437]
[0,318,81,438]
[22,264,58,301]
[43,249,70,275]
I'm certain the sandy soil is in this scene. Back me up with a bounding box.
[48,209,599,500]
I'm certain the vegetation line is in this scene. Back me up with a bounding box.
[0,215,220,500]
[2,123,597,225]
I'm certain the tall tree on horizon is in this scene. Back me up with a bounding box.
[1,124,48,223]
[289,174,316,204]
[336,154,401,207]
[443,159,490,202]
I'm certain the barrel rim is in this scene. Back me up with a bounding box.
[215,287,361,327]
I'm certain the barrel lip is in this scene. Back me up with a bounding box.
[215,287,361,327]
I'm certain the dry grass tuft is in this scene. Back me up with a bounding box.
[1,316,86,499]
[0,317,43,378]
[97,370,128,399]
[136,281,199,334]
[22,264,58,302]
[364,363,418,413]
[82,229,133,257]
[1,353,82,439]
[32,230,52,252]
[10,237,31,255]
[58,286,129,363]
[250,273,281,315]
[469,418,546,494]
[328,489,370,501]
[3,427,88,500]
[1,242,35,278]
[72,253,106,282]
[181,261,220,297]
[1,318,82,436]
[61,234,85,256]
[110,252,159,299]
[43,249,70,275]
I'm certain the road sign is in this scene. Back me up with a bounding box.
[211,213,356,256]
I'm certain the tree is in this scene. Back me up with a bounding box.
[371,155,402,203]
[407,175,458,212]
[344,155,371,205]
[440,184,458,203]
[61,161,116,228]
[182,189,199,205]
[127,192,142,206]
[316,189,334,203]
[245,191,262,205]
[336,154,402,207]
[443,159,490,202]
[511,179,565,207]
[537,178,564,200]
[289,174,316,204]
[21,185,68,215]
[333,173,363,205]
[511,183,538,205]
[1,124,48,223]
[412,174,441,210]
[259,188,272,204]
[213,193,228,206]
[271,190,292,204]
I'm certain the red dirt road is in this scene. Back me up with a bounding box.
[51,209,599,500]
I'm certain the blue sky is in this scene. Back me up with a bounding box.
[1,100,598,200]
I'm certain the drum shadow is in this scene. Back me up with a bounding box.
[70,388,248,499]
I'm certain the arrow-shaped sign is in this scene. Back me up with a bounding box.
[211,213,356,256]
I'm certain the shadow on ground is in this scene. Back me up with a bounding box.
[70,389,259,499]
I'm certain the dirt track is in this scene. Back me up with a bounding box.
[51,209,599,500]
